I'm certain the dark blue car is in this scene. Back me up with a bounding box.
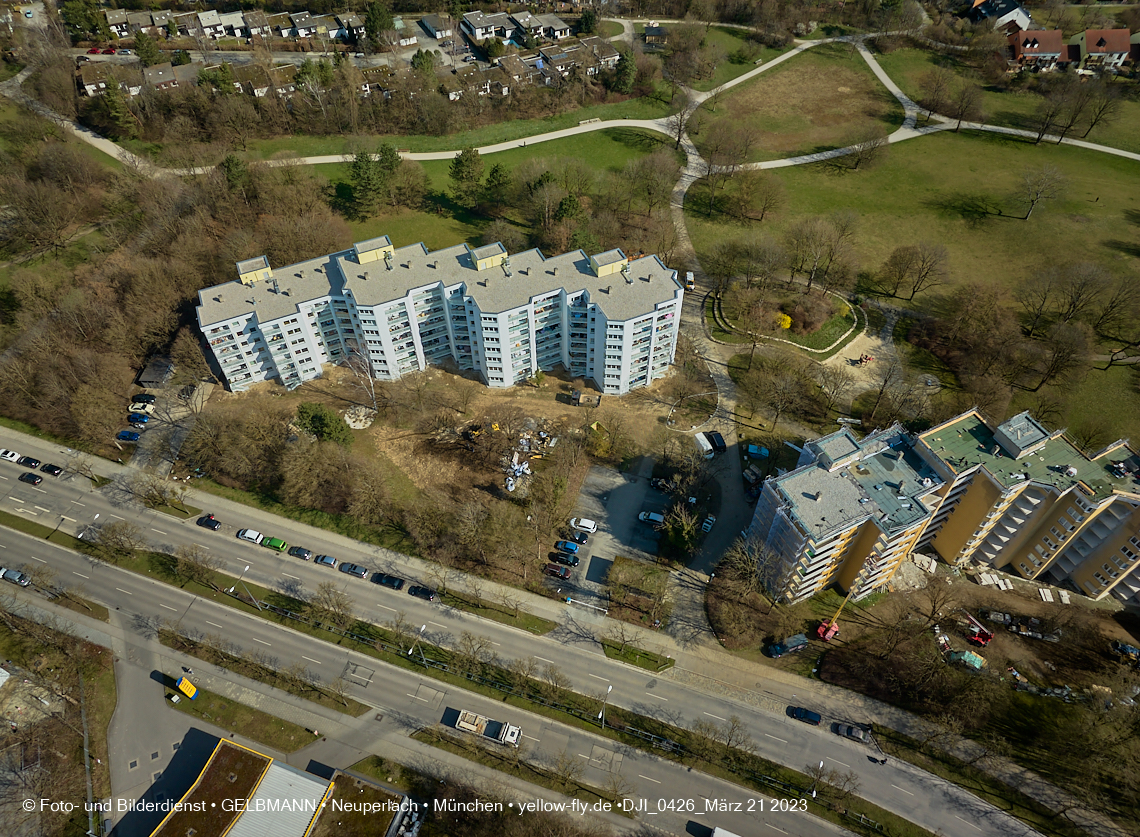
[117,430,140,442]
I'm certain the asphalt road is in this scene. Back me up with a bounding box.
[0,426,1043,837]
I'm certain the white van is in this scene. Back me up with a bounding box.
[638,511,665,525]
[695,433,714,459]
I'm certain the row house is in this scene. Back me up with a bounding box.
[422,14,454,40]
[218,12,247,39]
[197,238,682,396]
[77,62,141,97]
[245,11,272,39]
[105,9,130,39]
[462,11,512,42]
[1071,28,1131,69]
[1007,29,1064,69]
[967,0,1031,34]
[141,61,201,93]
[337,14,365,41]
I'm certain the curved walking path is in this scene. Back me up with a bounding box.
[2,30,1134,837]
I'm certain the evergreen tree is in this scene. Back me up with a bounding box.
[349,144,404,218]
[295,403,353,447]
[364,1,394,43]
[410,48,436,75]
[612,51,636,94]
[134,31,162,67]
[483,163,511,210]
[579,9,598,34]
[449,147,485,209]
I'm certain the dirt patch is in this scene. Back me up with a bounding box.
[697,50,900,160]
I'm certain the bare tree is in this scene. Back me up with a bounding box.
[868,357,909,422]
[175,544,224,590]
[307,581,356,632]
[842,127,889,171]
[1032,321,1091,392]
[90,521,146,563]
[815,365,856,413]
[342,340,386,413]
[667,94,699,150]
[917,67,954,122]
[1081,82,1121,138]
[1055,262,1109,324]
[1019,165,1065,221]
[453,631,494,675]
[947,81,984,132]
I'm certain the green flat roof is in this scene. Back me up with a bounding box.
[921,413,1139,501]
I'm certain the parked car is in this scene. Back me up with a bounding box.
[25,10,34,17]
[570,531,588,545]
[638,511,665,525]
[196,514,221,530]
[0,568,30,587]
[685,271,695,291]
[339,562,367,578]
[569,518,597,533]
[236,528,263,544]
[766,633,809,658]
[314,554,337,568]
[260,536,288,552]
[16,456,40,469]
[119,49,132,54]
[40,464,63,477]
[372,573,404,590]
[789,706,822,725]
[705,430,727,454]
[17,472,42,486]
[551,551,579,567]
[545,563,571,579]
[408,585,437,602]
[101,48,116,54]
[87,48,101,54]
[117,430,140,442]
[132,393,157,404]
[554,540,580,555]
[0,449,20,462]
[128,413,149,424]
[130,402,155,415]
[835,724,873,744]
[702,515,717,533]
[288,546,312,560]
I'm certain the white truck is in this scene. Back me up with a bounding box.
[711,829,743,837]
[455,710,521,747]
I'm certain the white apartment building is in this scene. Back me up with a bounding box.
[196,236,683,395]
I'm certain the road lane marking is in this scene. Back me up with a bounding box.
[955,816,982,832]
[73,572,89,579]
[588,674,610,682]
[31,556,47,563]
[252,638,271,646]
[407,694,430,702]
[31,487,47,494]
[109,514,124,520]
[891,784,914,795]
[534,656,554,664]
[703,712,727,721]
[645,693,668,701]
[638,775,661,784]
[61,515,76,522]
[764,733,787,743]
[159,604,177,611]
[301,656,322,665]
[491,641,500,646]
[765,824,788,834]
[34,504,51,511]
[9,497,26,503]
[73,502,85,506]
[827,758,850,768]
[522,734,539,742]
[206,621,224,629]
[150,528,168,535]
[577,754,589,759]
[376,604,397,612]
[282,573,300,580]
[429,621,447,628]
[115,588,133,595]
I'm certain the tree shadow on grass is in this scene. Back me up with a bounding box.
[921,192,1010,227]
[1123,209,1140,227]
[605,126,668,154]
[1103,239,1140,259]
[328,181,357,219]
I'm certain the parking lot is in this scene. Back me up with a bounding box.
[544,463,679,605]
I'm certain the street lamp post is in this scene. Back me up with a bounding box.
[230,565,262,612]
[408,625,427,664]
[811,759,824,799]
[597,684,613,730]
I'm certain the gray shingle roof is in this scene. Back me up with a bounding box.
[225,761,330,837]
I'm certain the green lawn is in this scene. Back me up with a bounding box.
[685,130,1140,299]
[320,127,674,249]
[874,46,1140,155]
[694,42,906,162]
[689,26,789,92]
[167,686,315,753]
[237,92,674,163]
[597,20,625,39]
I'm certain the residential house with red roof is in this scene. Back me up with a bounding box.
[1007,29,1064,69]
[1070,29,1131,69]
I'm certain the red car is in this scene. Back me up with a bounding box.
[101,48,116,55]
[87,48,101,54]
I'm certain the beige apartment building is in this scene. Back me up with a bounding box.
[748,409,1140,606]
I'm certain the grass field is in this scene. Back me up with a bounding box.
[319,127,673,248]
[873,45,1140,155]
[689,26,789,92]
[694,42,906,162]
[167,686,314,753]
[685,130,1140,298]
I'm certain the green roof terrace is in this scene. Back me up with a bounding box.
[919,411,1140,502]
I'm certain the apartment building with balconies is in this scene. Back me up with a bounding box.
[196,236,683,396]
[746,425,944,603]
